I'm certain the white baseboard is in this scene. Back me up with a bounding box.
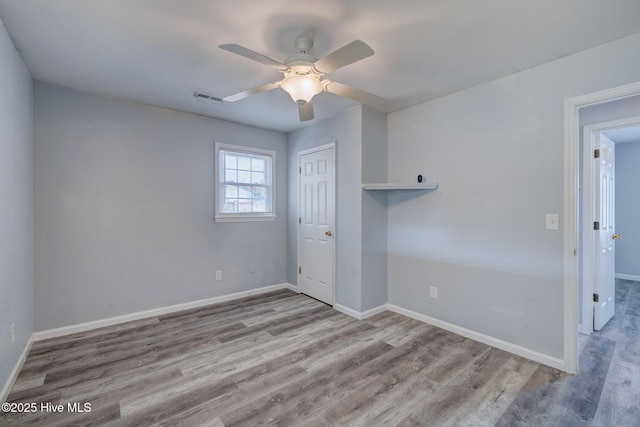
[387,304,566,372]
[616,273,640,282]
[334,303,388,320]
[360,304,389,319]
[1,335,34,403]
[21,281,567,388]
[32,283,296,342]
[283,282,300,293]
[579,323,594,335]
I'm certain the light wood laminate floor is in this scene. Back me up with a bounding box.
[2,280,639,426]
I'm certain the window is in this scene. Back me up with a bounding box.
[215,143,275,222]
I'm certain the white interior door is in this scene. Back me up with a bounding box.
[298,146,335,305]
[594,133,616,330]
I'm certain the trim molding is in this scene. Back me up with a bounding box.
[334,303,388,320]
[616,273,640,282]
[32,283,296,341]
[387,304,566,371]
[283,282,300,293]
[1,335,34,403]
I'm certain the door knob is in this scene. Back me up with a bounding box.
[612,234,622,240]
[325,231,332,236]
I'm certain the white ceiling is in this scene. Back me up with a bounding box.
[2,1,640,133]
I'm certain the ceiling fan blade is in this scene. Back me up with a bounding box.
[223,82,280,102]
[313,40,374,74]
[325,81,384,107]
[219,44,288,71]
[298,101,314,121]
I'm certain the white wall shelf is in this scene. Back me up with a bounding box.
[362,183,439,191]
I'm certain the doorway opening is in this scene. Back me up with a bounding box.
[565,82,640,374]
[581,117,640,336]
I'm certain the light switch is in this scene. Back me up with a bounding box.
[546,214,560,230]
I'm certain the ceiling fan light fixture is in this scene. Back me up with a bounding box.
[280,74,324,104]
[219,37,382,121]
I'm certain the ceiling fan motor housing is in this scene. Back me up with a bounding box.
[284,53,317,67]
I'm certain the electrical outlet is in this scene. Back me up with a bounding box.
[11,323,16,344]
[249,264,254,274]
[429,286,438,299]
[215,270,222,281]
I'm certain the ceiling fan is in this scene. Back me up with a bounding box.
[219,36,384,121]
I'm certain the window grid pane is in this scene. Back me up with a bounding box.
[219,149,272,215]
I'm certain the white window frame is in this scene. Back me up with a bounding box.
[214,142,276,223]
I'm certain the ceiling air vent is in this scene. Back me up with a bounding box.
[193,92,223,105]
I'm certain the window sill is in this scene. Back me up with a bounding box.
[214,215,276,223]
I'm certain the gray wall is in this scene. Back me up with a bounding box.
[387,32,640,359]
[34,82,288,330]
[287,106,389,312]
[0,17,33,390]
[287,106,364,310]
[616,141,640,277]
[361,107,388,311]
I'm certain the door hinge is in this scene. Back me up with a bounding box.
[299,167,302,174]
[299,217,301,224]
[593,221,600,230]
[594,149,600,158]
[298,266,301,274]
[593,293,599,303]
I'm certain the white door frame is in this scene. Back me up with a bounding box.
[564,81,640,374]
[297,142,337,305]
[581,116,640,335]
